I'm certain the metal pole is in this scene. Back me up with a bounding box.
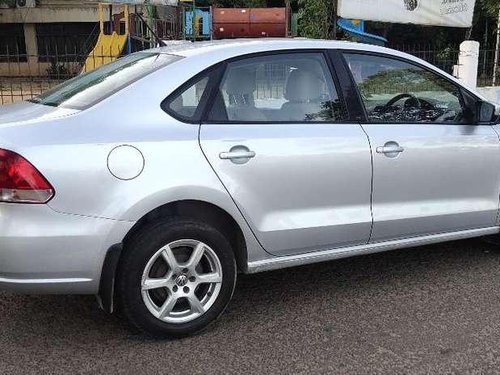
[136,12,166,46]
[285,0,290,37]
[332,0,338,40]
[492,8,500,86]
[109,4,113,34]
[192,0,196,42]
[483,20,488,77]
[209,5,213,40]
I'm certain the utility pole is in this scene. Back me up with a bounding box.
[285,0,291,37]
[483,20,489,78]
[332,0,338,40]
[192,0,196,42]
[493,7,500,86]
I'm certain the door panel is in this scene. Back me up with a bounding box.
[364,124,500,242]
[198,51,373,256]
[200,124,373,255]
[342,52,500,242]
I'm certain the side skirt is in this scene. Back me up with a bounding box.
[247,227,500,274]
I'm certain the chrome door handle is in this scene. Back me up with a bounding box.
[376,142,404,158]
[376,146,404,154]
[219,146,256,164]
[219,150,256,159]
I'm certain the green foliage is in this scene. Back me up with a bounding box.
[479,0,500,17]
[297,0,334,39]
[193,0,498,46]
[0,0,16,7]
[436,46,456,61]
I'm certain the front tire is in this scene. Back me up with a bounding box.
[117,218,237,338]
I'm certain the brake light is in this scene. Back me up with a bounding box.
[0,149,54,203]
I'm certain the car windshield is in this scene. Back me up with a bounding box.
[29,52,182,110]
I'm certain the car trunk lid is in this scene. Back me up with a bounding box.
[0,101,79,127]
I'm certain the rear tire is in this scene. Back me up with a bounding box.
[117,218,237,338]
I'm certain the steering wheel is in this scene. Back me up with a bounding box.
[385,93,421,109]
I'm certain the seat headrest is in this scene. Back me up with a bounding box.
[225,68,256,96]
[284,70,322,102]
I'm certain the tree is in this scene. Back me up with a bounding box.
[480,0,500,17]
[297,0,335,39]
[0,0,16,6]
[294,0,500,44]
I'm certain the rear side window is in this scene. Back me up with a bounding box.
[29,52,182,110]
[163,74,212,122]
[208,52,347,123]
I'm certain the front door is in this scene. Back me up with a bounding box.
[343,52,500,243]
[198,51,373,256]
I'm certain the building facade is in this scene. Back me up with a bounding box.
[0,1,100,75]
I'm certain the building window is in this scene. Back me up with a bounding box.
[36,23,99,62]
[0,24,27,62]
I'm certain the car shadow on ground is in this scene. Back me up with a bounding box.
[2,237,498,342]
[3,238,500,374]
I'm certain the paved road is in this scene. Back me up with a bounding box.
[2,238,500,374]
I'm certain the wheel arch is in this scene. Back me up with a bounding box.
[98,199,249,313]
[122,199,248,271]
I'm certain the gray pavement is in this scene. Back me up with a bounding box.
[2,238,500,374]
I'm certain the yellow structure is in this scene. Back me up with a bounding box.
[83,3,129,72]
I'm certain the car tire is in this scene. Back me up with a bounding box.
[117,218,237,338]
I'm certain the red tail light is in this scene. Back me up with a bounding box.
[0,148,54,203]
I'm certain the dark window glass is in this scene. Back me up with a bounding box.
[0,24,27,62]
[164,74,211,121]
[36,23,99,62]
[209,53,347,123]
[29,52,181,109]
[344,53,466,124]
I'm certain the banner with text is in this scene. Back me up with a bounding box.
[337,0,476,28]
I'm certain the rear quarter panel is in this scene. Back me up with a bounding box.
[0,60,270,265]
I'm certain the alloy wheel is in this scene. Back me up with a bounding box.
[141,239,223,324]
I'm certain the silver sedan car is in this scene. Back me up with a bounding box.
[0,39,498,337]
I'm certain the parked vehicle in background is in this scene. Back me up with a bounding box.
[0,39,498,338]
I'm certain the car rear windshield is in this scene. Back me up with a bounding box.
[29,52,182,110]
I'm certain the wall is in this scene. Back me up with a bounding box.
[0,1,99,77]
[0,1,98,23]
[477,87,500,105]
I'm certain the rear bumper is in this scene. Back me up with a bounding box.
[0,204,134,294]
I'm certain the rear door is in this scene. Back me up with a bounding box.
[342,52,500,243]
[195,50,372,256]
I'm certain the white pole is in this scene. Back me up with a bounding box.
[457,40,480,89]
[492,8,500,86]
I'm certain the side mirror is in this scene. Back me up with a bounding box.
[476,101,496,124]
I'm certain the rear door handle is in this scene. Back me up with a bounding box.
[376,142,404,158]
[376,146,404,154]
[219,146,256,164]
[220,150,256,159]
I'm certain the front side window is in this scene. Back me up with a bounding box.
[30,52,182,110]
[343,53,466,124]
[208,52,347,123]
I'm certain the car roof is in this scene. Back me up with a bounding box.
[146,38,485,102]
[151,38,414,61]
